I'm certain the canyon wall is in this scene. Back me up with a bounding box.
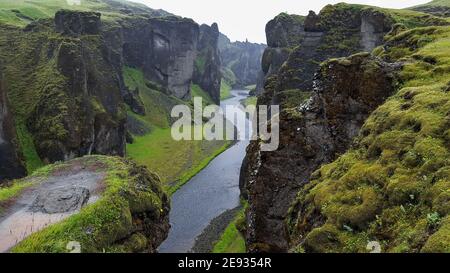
[0,64,26,180]
[241,4,397,252]
[219,33,266,89]
[193,23,221,104]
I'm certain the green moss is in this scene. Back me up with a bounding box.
[213,204,247,253]
[241,96,257,107]
[422,216,450,253]
[195,54,207,75]
[220,79,232,100]
[191,83,214,106]
[290,25,450,253]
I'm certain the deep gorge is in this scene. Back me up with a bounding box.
[0,0,449,253]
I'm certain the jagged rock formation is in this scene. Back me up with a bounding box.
[193,23,221,104]
[240,3,450,252]
[0,64,26,181]
[219,33,266,89]
[242,53,398,252]
[259,12,305,93]
[1,155,170,253]
[118,16,200,100]
[267,5,393,93]
[288,26,450,253]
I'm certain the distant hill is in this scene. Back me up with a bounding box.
[0,0,172,26]
[410,0,450,17]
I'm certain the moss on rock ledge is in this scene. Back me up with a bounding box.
[288,26,450,253]
[5,155,170,253]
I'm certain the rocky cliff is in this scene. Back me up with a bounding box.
[119,15,200,100]
[219,33,266,90]
[240,3,450,252]
[193,23,221,104]
[288,26,450,253]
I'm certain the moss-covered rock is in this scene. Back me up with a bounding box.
[241,53,398,252]
[0,155,170,253]
[288,26,450,253]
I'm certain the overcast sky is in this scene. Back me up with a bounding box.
[129,0,431,43]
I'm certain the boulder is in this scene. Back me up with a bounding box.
[29,186,90,214]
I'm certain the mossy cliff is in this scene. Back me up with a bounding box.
[0,12,126,168]
[219,33,266,91]
[241,53,399,252]
[260,3,448,95]
[0,62,26,181]
[287,25,450,253]
[0,155,170,253]
[193,23,221,104]
[241,2,450,253]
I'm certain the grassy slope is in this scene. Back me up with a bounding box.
[289,26,450,253]
[123,67,231,194]
[220,80,232,100]
[414,0,450,7]
[212,206,246,253]
[0,0,153,27]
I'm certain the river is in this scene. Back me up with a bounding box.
[158,90,252,253]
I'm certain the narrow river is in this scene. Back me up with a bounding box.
[158,90,251,253]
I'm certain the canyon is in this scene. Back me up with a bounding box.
[0,0,449,253]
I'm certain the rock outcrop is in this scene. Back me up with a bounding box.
[0,155,170,253]
[288,26,450,253]
[119,16,200,100]
[219,33,266,90]
[241,53,398,252]
[193,23,221,104]
[241,2,450,253]
[240,4,398,252]
[0,65,26,182]
[55,9,102,36]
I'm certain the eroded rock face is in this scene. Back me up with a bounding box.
[55,10,101,36]
[241,53,399,252]
[261,5,394,94]
[219,33,266,90]
[26,25,126,163]
[0,66,26,182]
[193,23,221,104]
[120,16,199,100]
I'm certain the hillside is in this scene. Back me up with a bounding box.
[411,0,450,17]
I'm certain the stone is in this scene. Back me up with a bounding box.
[29,186,90,214]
